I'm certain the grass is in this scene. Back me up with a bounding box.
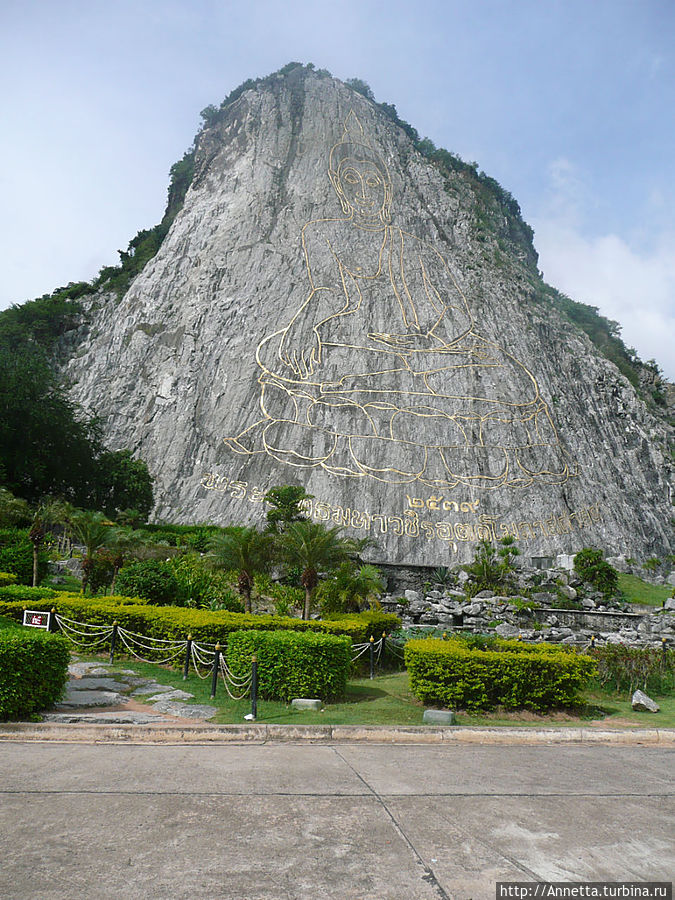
[618,573,672,608]
[58,647,675,730]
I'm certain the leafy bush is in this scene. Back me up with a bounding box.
[116,559,180,605]
[591,644,674,697]
[0,594,400,649]
[574,549,619,598]
[0,628,70,720]
[463,538,519,594]
[170,553,243,611]
[226,630,351,701]
[405,638,596,711]
[0,572,17,587]
[0,528,48,585]
[0,584,57,603]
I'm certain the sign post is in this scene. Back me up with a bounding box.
[22,610,51,630]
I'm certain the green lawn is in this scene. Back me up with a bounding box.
[61,648,675,730]
[618,573,672,608]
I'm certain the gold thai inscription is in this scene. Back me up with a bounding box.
[199,471,603,552]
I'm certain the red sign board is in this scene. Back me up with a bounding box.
[23,610,51,630]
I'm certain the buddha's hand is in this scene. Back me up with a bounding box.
[368,332,448,351]
[279,320,322,378]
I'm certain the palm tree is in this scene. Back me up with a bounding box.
[208,527,273,613]
[277,521,357,619]
[28,498,68,587]
[318,562,385,614]
[70,510,114,594]
[106,526,149,594]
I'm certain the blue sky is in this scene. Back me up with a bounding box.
[2,0,673,377]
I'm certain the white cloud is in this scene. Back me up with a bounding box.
[532,159,675,382]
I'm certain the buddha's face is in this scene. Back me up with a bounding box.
[336,156,388,219]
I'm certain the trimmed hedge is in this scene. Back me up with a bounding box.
[0,572,18,587]
[0,593,399,647]
[405,638,596,711]
[0,585,57,603]
[0,628,70,720]
[226,630,351,701]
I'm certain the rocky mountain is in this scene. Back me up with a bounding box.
[59,65,673,566]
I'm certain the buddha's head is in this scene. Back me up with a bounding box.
[329,113,392,224]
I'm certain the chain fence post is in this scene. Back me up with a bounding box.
[369,635,375,680]
[109,621,118,664]
[49,608,58,634]
[210,643,220,699]
[183,635,192,680]
[251,653,258,720]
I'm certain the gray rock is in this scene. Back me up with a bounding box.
[68,677,129,692]
[55,690,128,709]
[582,598,597,609]
[667,573,675,587]
[68,662,111,677]
[495,623,520,638]
[149,700,217,719]
[42,711,165,724]
[426,591,442,600]
[631,690,660,713]
[664,598,675,611]
[423,709,456,725]
[404,590,421,603]
[132,682,177,696]
[55,67,674,568]
[146,690,194,703]
[559,585,578,600]
[474,590,495,599]
[532,592,558,605]
[291,699,322,711]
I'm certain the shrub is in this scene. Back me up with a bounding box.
[405,638,596,711]
[591,644,674,697]
[0,584,57,603]
[463,538,519,594]
[573,549,619,598]
[116,559,180,605]
[0,594,400,649]
[0,528,48,585]
[0,572,17,587]
[0,628,70,720]
[226,630,351,701]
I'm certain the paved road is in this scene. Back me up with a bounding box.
[1,742,672,899]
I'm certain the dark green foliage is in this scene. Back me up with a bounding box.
[226,629,351,701]
[574,549,619,598]
[316,563,385,614]
[0,343,102,503]
[405,638,596,711]
[463,537,519,594]
[116,559,180,605]
[591,644,674,697]
[0,529,48,586]
[0,628,70,720]
[91,450,154,520]
[263,484,312,533]
[208,527,274,613]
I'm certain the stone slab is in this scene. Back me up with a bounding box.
[56,690,128,709]
[145,689,194,703]
[67,677,129,692]
[42,711,166,725]
[131,683,176,696]
[290,699,322,711]
[423,709,456,725]
[149,699,217,719]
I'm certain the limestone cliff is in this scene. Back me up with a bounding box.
[61,66,673,565]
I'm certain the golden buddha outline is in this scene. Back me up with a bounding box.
[225,111,577,490]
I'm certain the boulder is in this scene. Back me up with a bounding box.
[495,623,520,638]
[631,690,660,713]
[423,709,456,725]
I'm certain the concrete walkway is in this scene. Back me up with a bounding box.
[0,742,672,899]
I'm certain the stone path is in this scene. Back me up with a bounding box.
[43,660,218,724]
